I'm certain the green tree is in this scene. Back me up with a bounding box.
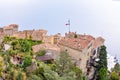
[55,51,74,77]
[74,34,78,38]
[28,75,42,80]
[44,68,60,80]
[16,71,24,80]
[11,40,21,50]
[110,72,119,80]
[9,71,15,80]
[36,67,45,79]
[97,45,108,80]
[109,63,120,80]
[113,63,120,73]
[18,39,31,52]
[23,55,32,69]
[9,49,18,56]
[55,51,83,80]
[0,59,3,77]
[11,40,18,50]
[73,67,83,80]
[3,36,10,43]
[98,46,107,68]
[35,61,61,80]
[98,68,108,80]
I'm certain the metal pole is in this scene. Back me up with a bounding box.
[68,20,70,33]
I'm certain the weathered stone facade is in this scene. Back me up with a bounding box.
[3,24,19,36]
[0,28,3,33]
[32,43,61,59]
[32,29,47,41]
[43,36,54,44]
[58,32,105,75]
[53,33,62,44]
[13,29,47,41]
[0,24,19,42]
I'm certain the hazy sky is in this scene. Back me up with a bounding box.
[0,0,120,59]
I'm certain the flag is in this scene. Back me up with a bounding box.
[65,23,69,26]
[65,20,70,26]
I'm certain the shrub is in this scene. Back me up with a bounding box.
[23,55,32,69]
[37,50,46,56]
[110,72,119,80]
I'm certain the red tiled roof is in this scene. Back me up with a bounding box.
[59,32,97,51]
[32,43,60,53]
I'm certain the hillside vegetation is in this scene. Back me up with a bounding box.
[0,36,119,80]
[0,36,84,80]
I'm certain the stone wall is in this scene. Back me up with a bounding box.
[13,29,47,41]
[53,33,62,44]
[59,45,93,74]
[3,24,19,36]
[32,43,61,59]
[43,36,54,44]
[32,30,47,41]
[93,37,105,48]
[13,32,26,39]
[0,28,3,33]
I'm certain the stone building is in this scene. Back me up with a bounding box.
[53,33,62,44]
[0,24,19,36]
[43,36,54,44]
[3,24,19,36]
[0,28,3,33]
[0,24,18,42]
[13,29,47,41]
[58,32,105,75]
[0,24,62,44]
[0,24,105,79]
[32,29,47,41]
[43,33,62,44]
[13,31,26,39]
[32,43,61,59]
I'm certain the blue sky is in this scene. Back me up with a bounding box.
[0,0,120,59]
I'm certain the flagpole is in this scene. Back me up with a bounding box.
[66,19,71,33]
[68,20,70,33]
